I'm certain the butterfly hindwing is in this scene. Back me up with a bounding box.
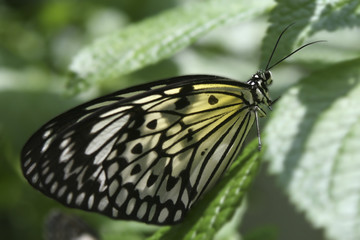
[21,75,256,224]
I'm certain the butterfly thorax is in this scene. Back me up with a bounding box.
[246,70,273,117]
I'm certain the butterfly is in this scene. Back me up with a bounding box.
[21,25,322,225]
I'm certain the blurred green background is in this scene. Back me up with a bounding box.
[2,1,179,239]
[1,0,359,239]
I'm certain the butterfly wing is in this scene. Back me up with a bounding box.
[21,75,255,225]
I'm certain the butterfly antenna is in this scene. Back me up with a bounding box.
[267,40,326,70]
[265,23,295,70]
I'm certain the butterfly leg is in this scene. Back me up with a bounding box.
[254,109,262,151]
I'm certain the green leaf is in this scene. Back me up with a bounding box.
[259,0,360,69]
[243,225,278,240]
[259,0,318,68]
[264,58,360,240]
[68,0,273,90]
[311,0,360,33]
[148,139,262,240]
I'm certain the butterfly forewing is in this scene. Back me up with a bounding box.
[21,75,256,225]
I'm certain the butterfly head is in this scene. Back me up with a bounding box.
[247,70,273,110]
[249,69,273,86]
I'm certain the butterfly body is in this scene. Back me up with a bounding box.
[21,72,272,225]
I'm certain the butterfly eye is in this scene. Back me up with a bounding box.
[264,71,271,80]
[264,71,272,85]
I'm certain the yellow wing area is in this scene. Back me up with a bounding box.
[113,82,256,222]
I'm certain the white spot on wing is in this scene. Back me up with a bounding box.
[67,192,73,204]
[100,106,133,118]
[126,198,136,215]
[148,204,156,222]
[50,181,58,193]
[63,130,75,139]
[41,160,49,168]
[108,180,119,197]
[174,210,182,222]
[98,196,109,211]
[86,114,129,155]
[152,157,170,175]
[172,149,192,177]
[133,94,162,104]
[107,150,118,160]
[59,143,75,163]
[158,176,180,204]
[76,112,93,123]
[24,158,31,167]
[137,171,157,199]
[115,188,128,207]
[31,173,39,184]
[93,138,117,164]
[165,180,181,204]
[112,208,119,217]
[137,202,148,219]
[88,194,94,208]
[90,113,123,133]
[41,137,54,153]
[60,138,71,149]
[181,189,189,207]
[43,129,52,139]
[158,207,169,223]
[75,167,87,190]
[121,150,158,186]
[57,186,67,197]
[164,88,181,95]
[107,162,119,179]
[45,172,54,184]
[189,159,202,187]
[98,171,107,192]
[42,166,49,175]
[26,163,36,175]
[166,124,182,137]
[63,160,74,179]
[76,192,85,205]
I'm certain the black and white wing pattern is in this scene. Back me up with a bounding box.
[21,75,262,225]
